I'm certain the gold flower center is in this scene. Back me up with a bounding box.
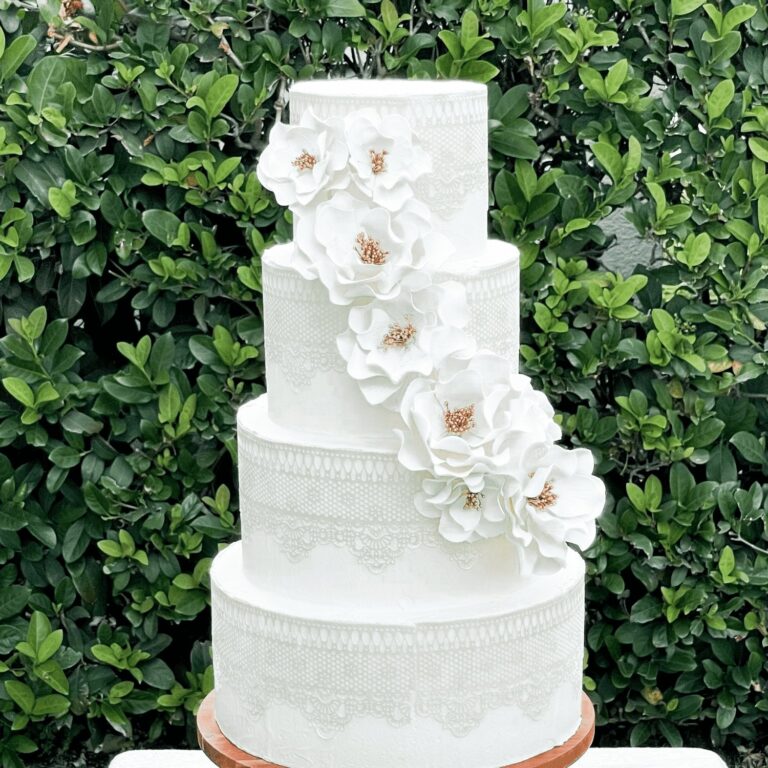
[355,232,389,265]
[292,150,317,171]
[443,402,475,435]
[382,320,416,348]
[369,149,388,174]
[527,481,558,510]
[464,490,484,511]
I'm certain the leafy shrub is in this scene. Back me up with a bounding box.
[0,0,767,764]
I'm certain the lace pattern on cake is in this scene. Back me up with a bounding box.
[213,576,584,738]
[263,262,346,390]
[413,121,487,220]
[289,92,487,220]
[262,256,520,393]
[461,258,520,366]
[289,91,487,128]
[238,429,478,572]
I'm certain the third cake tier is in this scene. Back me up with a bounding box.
[263,240,520,440]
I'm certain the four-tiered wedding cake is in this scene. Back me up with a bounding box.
[210,79,604,768]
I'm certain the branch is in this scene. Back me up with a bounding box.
[205,16,244,70]
[636,21,654,51]
[373,40,384,78]
[273,75,289,125]
[47,27,121,52]
[730,533,768,558]
[218,38,244,70]
[530,102,559,129]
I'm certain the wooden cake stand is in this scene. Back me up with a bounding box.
[197,691,595,768]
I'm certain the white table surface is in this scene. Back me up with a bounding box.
[109,747,729,767]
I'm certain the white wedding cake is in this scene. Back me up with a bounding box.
[210,79,605,768]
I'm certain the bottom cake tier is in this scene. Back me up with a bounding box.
[211,542,586,768]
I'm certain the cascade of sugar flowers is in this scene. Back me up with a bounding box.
[256,106,604,574]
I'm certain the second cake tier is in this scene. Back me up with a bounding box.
[263,239,520,441]
[238,395,566,610]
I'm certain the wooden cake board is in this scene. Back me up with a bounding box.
[197,691,595,768]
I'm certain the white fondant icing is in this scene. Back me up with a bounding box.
[263,240,520,440]
[289,79,488,258]
[238,395,588,608]
[212,541,584,767]
[212,80,604,768]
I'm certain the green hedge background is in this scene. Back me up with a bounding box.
[0,0,767,765]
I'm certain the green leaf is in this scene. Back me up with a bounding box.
[5,681,34,715]
[460,9,480,48]
[3,377,35,407]
[98,540,123,558]
[652,308,676,333]
[0,35,37,83]
[31,693,70,717]
[631,595,662,623]
[671,0,706,16]
[515,161,537,202]
[716,704,736,730]
[718,546,735,578]
[380,0,398,33]
[27,57,70,113]
[528,1,566,40]
[592,141,623,183]
[102,702,131,737]
[25,307,47,341]
[730,431,765,464]
[685,232,711,266]
[27,612,51,656]
[324,0,366,16]
[37,630,63,664]
[61,519,89,563]
[604,59,628,97]
[204,74,239,118]
[495,84,530,122]
[459,60,500,84]
[707,79,735,119]
[437,30,462,61]
[578,66,607,99]
[669,462,695,500]
[140,658,175,689]
[0,586,30,621]
[723,4,756,32]
[48,180,77,219]
[749,137,768,163]
[34,660,69,695]
[49,445,81,469]
[142,210,182,246]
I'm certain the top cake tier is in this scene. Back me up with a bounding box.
[288,79,488,256]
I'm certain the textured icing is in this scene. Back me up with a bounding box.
[213,541,584,767]
[263,239,520,440]
[237,396,585,609]
[289,79,488,258]
[213,79,594,768]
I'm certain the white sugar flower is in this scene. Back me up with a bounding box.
[296,190,448,305]
[336,281,476,408]
[416,474,511,543]
[397,351,560,490]
[345,109,432,211]
[256,111,348,207]
[507,444,605,574]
